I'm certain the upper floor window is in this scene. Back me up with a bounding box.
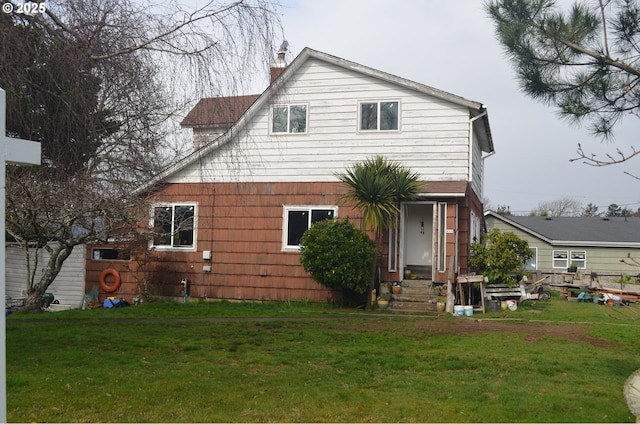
[359,100,399,131]
[151,203,196,249]
[283,206,337,250]
[272,104,307,134]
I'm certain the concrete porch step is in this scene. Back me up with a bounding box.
[399,279,432,288]
[389,279,442,313]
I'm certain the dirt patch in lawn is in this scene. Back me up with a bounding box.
[405,317,619,348]
[327,314,620,348]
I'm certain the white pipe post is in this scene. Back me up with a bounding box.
[0,88,41,422]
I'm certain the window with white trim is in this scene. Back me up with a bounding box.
[359,100,399,131]
[151,204,196,249]
[388,218,398,272]
[553,250,568,269]
[524,247,537,271]
[437,202,447,272]
[570,251,586,269]
[283,206,337,250]
[271,104,307,134]
[470,210,481,244]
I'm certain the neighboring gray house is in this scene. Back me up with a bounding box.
[484,211,640,283]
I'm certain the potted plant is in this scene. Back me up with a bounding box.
[567,263,578,273]
[436,296,445,313]
[377,292,391,309]
[391,282,402,295]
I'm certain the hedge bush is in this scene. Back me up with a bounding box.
[469,228,533,285]
[299,219,375,296]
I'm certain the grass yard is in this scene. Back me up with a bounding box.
[7,297,640,422]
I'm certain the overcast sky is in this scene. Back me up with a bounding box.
[264,0,638,215]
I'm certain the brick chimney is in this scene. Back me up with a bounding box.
[270,40,288,82]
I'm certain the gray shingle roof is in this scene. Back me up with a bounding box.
[487,212,640,246]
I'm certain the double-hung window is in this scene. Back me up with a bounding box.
[283,206,336,250]
[272,104,308,134]
[359,100,399,131]
[553,250,568,268]
[570,251,586,269]
[151,203,196,249]
[552,250,587,269]
[525,247,538,271]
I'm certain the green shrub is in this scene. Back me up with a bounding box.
[299,219,375,296]
[469,229,533,285]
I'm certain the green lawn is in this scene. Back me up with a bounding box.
[7,298,640,422]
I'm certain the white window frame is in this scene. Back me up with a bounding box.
[282,205,338,251]
[570,251,587,269]
[470,210,481,244]
[271,103,308,134]
[552,250,568,269]
[437,202,447,272]
[524,247,538,271]
[358,100,400,132]
[388,217,398,272]
[149,203,197,251]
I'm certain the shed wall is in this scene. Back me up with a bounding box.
[6,243,86,308]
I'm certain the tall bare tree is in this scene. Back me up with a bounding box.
[530,197,583,216]
[485,0,640,174]
[1,0,280,310]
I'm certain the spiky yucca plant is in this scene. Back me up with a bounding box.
[336,156,422,307]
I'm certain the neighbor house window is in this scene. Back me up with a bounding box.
[283,206,337,249]
[570,251,586,269]
[524,247,537,271]
[553,250,568,269]
[359,100,399,131]
[272,104,307,133]
[151,203,196,249]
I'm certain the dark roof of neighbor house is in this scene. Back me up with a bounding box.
[485,211,640,247]
[180,94,260,128]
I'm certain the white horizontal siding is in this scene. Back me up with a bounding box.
[171,58,473,184]
[6,244,85,308]
[471,128,484,197]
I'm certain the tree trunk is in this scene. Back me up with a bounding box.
[366,234,382,309]
[366,255,377,309]
[21,242,73,312]
[24,288,46,312]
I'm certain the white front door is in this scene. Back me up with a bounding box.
[404,203,434,273]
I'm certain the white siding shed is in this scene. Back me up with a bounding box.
[6,243,86,308]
